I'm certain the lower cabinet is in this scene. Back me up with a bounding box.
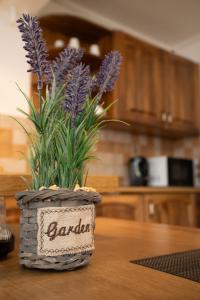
[96,195,144,221]
[144,194,196,227]
[5,192,198,227]
[5,197,19,223]
[98,193,197,227]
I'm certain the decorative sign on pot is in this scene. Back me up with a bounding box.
[15,14,122,271]
[37,205,95,256]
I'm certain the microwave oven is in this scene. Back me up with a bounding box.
[147,156,194,187]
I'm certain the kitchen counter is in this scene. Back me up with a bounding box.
[99,186,200,194]
[1,218,200,300]
[117,186,200,194]
[1,173,200,195]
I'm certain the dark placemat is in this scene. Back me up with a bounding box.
[130,249,200,283]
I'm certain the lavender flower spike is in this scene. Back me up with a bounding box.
[95,50,122,100]
[51,48,83,85]
[17,14,51,90]
[63,63,91,126]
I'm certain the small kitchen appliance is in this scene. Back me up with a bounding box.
[128,157,148,186]
[147,156,194,187]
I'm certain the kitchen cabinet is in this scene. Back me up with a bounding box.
[111,32,199,137]
[143,193,196,227]
[111,33,161,127]
[95,182,200,227]
[97,194,144,221]
[5,197,19,224]
[160,52,199,134]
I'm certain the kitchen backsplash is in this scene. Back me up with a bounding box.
[0,114,29,174]
[88,129,200,184]
[1,114,200,185]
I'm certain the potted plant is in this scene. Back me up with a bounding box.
[15,14,121,270]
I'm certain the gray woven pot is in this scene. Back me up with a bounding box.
[16,189,101,271]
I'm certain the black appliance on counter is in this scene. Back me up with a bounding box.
[128,156,148,186]
[147,156,194,186]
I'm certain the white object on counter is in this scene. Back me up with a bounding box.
[148,156,168,186]
[193,158,200,187]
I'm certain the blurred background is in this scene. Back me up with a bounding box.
[1,0,200,186]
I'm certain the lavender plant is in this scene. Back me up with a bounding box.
[16,14,122,190]
[17,14,51,90]
[95,50,121,100]
[63,63,91,126]
[52,48,83,85]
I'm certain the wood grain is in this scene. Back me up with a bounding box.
[118,186,200,194]
[0,175,119,196]
[2,174,200,226]
[1,174,200,195]
[111,31,199,137]
[0,174,31,196]
[97,194,144,221]
[1,218,200,300]
[0,175,119,223]
[144,193,196,227]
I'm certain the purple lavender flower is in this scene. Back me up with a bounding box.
[63,63,91,126]
[51,48,83,85]
[17,14,51,90]
[95,51,122,100]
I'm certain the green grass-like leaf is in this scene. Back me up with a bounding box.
[16,78,122,190]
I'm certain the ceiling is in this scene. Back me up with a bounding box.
[0,0,50,17]
[63,0,200,47]
[54,0,200,61]
[4,0,198,61]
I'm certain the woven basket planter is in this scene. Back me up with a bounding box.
[16,189,101,271]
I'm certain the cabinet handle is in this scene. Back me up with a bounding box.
[161,112,167,122]
[168,113,173,123]
[149,203,155,216]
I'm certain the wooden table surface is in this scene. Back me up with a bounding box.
[1,218,200,300]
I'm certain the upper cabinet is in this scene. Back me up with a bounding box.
[111,32,199,137]
[165,53,198,132]
[31,16,199,138]
[112,33,161,127]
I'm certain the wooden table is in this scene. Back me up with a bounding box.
[1,218,200,300]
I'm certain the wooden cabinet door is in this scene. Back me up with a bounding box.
[111,31,199,137]
[96,194,144,221]
[113,33,160,126]
[5,197,19,223]
[165,53,198,131]
[144,194,196,227]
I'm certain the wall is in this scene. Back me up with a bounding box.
[0,1,51,117]
[0,114,28,174]
[42,0,200,63]
[88,130,200,185]
[1,111,200,185]
[0,3,31,116]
